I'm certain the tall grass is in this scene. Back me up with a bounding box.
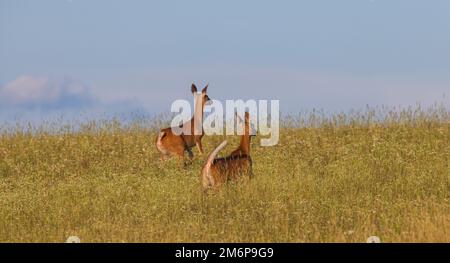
[0,105,448,242]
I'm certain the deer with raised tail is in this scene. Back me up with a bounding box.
[155,83,211,163]
[201,112,255,190]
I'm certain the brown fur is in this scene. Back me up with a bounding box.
[202,112,253,190]
[155,84,210,162]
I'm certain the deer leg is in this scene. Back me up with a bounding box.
[174,148,191,168]
[195,140,204,155]
[186,147,194,160]
[159,154,169,161]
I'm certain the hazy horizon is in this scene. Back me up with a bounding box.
[1,0,449,122]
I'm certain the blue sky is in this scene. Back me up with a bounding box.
[1,0,449,122]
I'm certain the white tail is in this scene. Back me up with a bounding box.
[156,131,167,154]
[202,140,227,189]
[206,140,227,166]
[157,131,166,141]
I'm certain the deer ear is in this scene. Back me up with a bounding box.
[191,84,198,93]
[202,84,208,94]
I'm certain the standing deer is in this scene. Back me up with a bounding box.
[155,83,211,162]
[201,112,255,190]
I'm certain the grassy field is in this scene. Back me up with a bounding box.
[0,106,449,242]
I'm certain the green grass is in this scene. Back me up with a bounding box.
[0,106,449,242]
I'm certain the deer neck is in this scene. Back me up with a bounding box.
[191,94,204,135]
[238,125,251,155]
